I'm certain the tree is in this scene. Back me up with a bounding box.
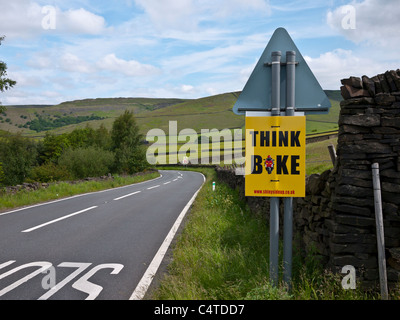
[0,36,17,113]
[111,110,147,174]
[0,133,37,186]
[37,132,70,164]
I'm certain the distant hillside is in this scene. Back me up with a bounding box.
[0,90,341,137]
[324,90,343,102]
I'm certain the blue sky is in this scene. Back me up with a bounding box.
[1,0,399,105]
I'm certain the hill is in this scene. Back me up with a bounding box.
[0,90,341,138]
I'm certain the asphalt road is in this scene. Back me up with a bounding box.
[0,170,205,300]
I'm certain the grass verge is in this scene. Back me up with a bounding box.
[0,171,160,212]
[151,167,398,300]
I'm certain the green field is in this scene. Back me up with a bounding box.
[1,91,341,176]
[0,90,341,138]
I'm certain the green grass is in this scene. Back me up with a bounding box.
[0,171,160,212]
[1,91,341,139]
[150,167,399,300]
[306,137,337,175]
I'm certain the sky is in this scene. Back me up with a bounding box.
[0,0,399,105]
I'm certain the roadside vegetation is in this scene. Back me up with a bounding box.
[151,167,399,300]
[0,110,149,188]
[0,172,159,212]
[0,109,160,212]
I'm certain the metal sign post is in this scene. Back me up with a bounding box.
[269,50,297,288]
[234,27,331,289]
[269,51,281,286]
[283,51,296,289]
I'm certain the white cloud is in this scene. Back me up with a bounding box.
[59,8,106,34]
[134,0,270,32]
[0,1,106,39]
[304,49,399,89]
[327,0,400,48]
[98,53,161,77]
[60,53,95,73]
[134,0,197,31]
[181,84,194,93]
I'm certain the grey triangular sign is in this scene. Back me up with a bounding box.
[233,27,331,115]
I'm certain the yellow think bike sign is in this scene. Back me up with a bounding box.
[245,116,306,198]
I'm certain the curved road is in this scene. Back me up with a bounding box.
[0,170,205,300]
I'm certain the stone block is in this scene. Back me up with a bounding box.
[341,76,363,88]
[382,191,400,205]
[332,203,372,217]
[362,75,376,96]
[339,114,380,127]
[339,124,371,134]
[338,168,372,180]
[335,214,375,227]
[382,182,400,193]
[331,254,377,268]
[330,232,376,244]
[378,74,391,93]
[372,75,383,94]
[340,97,375,106]
[385,70,400,92]
[341,85,370,99]
[333,195,373,207]
[381,117,400,128]
[375,93,396,105]
[325,219,371,234]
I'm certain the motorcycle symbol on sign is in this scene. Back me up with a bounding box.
[264,155,274,174]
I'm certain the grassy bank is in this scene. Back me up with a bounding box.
[0,171,160,212]
[151,167,396,300]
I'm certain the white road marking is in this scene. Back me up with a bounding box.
[21,206,98,233]
[163,181,171,185]
[0,262,52,297]
[0,173,163,217]
[113,191,141,201]
[147,185,160,190]
[130,172,206,300]
[38,262,92,300]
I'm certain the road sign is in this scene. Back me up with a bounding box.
[245,115,306,198]
[182,156,189,165]
[233,27,331,115]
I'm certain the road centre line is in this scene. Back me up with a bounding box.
[21,206,98,233]
[163,181,171,185]
[0,173,163,218]
[147,185,160,190]
[113,191,141,201]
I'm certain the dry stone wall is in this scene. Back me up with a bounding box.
[216,69,400,290]
[330,70,400,288]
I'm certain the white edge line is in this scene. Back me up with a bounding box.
[21,206,98,233]
[0,173,163,217]
[129,172,206,300]
[113,191,141,201]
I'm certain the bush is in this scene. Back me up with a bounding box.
[58,146,114,179]
[28,162,72,183]
[0,133,37,186]
[0,162,4,186]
